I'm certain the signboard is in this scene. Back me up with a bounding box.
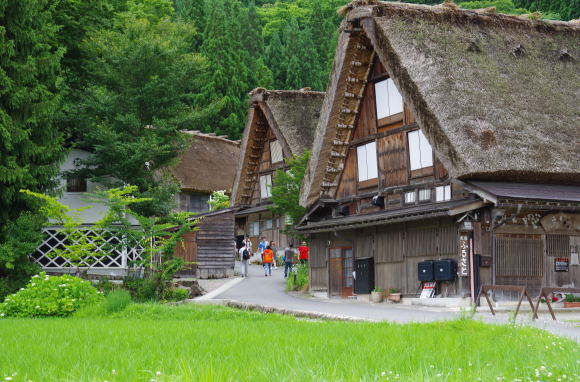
[420,281,437,299]
[555,257,569,272]
[458,235,470,277]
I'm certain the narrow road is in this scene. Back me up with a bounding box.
[209,262,580,341]
[215,263,457,323]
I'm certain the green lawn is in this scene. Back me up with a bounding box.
[0,304,578,381]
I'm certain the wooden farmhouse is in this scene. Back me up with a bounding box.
[231,88,324,254]
[170,131,240,278]
[298,1,580,301]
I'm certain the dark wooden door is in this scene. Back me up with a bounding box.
[329,248,342,297]
[329,247,354,297]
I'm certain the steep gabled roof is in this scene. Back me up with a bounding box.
[170,131,240,193]
[231,88,325,206]
[301,1,580,208]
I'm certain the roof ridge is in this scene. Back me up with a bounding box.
[344,1,579,32]
[180,130,240,145]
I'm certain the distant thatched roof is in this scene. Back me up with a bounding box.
[301,1,580,207]
[170,131,240,194]
[231,88,325,206]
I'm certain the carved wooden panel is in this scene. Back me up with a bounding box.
[377,132,407,187]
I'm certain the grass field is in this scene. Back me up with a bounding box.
[0,304,578,381]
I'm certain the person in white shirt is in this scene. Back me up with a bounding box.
[238,242,250,277]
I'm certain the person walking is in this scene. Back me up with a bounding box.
[244,236,253,263]
[262,245,274,276]
[298,241,309,265]
[270,240,279,270]
[238,242,250,278]
[284,243,297,278]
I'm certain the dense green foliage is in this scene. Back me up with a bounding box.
[0,304,578,380]
[0,212,43,299]
[0,1,65,284]
[268,150,310,226]
[208,190,230,211]
[0,272,102,317]
[286,262,309,291]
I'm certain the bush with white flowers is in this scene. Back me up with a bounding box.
[0,272,102,317]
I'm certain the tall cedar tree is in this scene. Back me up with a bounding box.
[0,0,65,295]
[0,0,65,227]
[75,3,214,216]
[199,0,250,139]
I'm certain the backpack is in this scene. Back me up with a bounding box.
[242,249,250,260]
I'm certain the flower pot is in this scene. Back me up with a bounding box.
[564,301,580,308]
[370,291,384,303]
[387,293,401,303]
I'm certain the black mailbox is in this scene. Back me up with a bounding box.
[418,260,435,282]
[434,259,457,281]
[354,257,374,294]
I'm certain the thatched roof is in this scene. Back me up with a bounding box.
[231,88,325,206]
[301,1,580,208]
[170,131,240,193]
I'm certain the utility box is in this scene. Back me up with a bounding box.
[418,260,435,282]
[434,259,457,281]
[354,257,374,294]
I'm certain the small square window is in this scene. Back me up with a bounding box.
[260,174,272,199]
[264,219,273,229]
[435,185,451,202]
[419,189,431,201]
[357,141,378,182]
[270,140,283,163]
[404,191,416,204]
[375,78,404,119]
[249,221,260,236]
[408,130,433,171]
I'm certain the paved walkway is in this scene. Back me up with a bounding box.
[204,262,580,341]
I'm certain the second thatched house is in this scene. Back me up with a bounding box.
[231,88,324,256]
[298,1,580,301]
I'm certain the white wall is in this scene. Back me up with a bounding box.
[56,149,137,225]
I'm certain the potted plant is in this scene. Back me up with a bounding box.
[371,287,384,303]
[387,288,402,303]
[564,294,580,308]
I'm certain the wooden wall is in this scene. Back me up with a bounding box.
[174,231,197,275]
[308,218,461,296]
[174,211,235,279]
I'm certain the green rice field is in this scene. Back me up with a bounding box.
[0,304,578,381]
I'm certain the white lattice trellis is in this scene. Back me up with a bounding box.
[31,227,144,270]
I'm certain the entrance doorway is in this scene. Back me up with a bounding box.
[329,247,354,297]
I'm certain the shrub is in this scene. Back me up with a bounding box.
[123,277,158,302]
[286,263,308,291]
[0,272,102,317]
[161,287,190,302]
[104,289,132,314]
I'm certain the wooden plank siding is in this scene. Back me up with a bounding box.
[175,211,235,278]
[378,132,407,188]
[336,147,357,199]
[174,231,197,275]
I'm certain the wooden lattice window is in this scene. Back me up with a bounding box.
[66,177,87,193]
[495,234,543,278]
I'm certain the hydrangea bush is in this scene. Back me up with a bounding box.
[0,272,102,317]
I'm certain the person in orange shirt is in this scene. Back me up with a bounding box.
[298,241,309,265]
[262,246,274,276]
